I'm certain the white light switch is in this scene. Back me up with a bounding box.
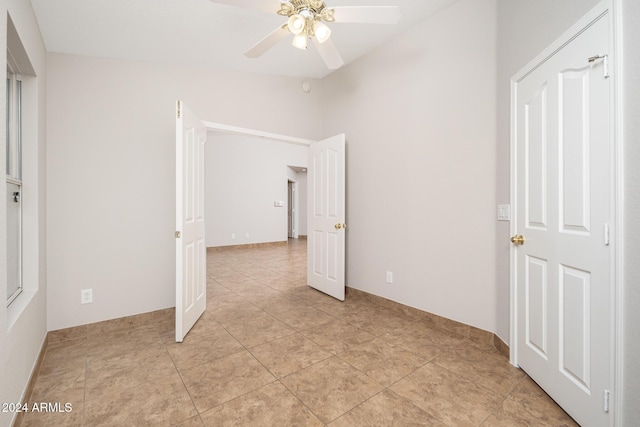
[497,204,511,221]
[274,201,284,207]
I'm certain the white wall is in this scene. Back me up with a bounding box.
[0,1,48,426]
[204,132,308,247]
[322,0,498,333]
[620,0,640,422]
[46,53,322,331]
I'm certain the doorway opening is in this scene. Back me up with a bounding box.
[288,181,294,239]
[287,166,308,242]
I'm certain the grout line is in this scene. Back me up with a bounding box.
[275,376,323,424]
[81,351,87,426]
[30,240,566,426]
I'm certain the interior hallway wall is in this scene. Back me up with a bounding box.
[204,133,308,247]
[321,0,498,333]
[46,53,322,331]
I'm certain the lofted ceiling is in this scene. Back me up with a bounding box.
[31,0,458,79]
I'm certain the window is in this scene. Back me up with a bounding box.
[6,58,22,306]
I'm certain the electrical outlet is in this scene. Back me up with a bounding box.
[386,271,393,284]
[245,233,249,238]
[81,289,93,304]
[231,233,235,239]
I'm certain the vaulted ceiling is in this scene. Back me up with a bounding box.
[31,0,458,79]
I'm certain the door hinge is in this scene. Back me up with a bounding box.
[175,231,181,239]
[604,390,611,413]
[588,54,609,78]
[604,223,610,246]
[176,101,182,119]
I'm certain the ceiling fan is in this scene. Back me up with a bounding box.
[210,0,402,70]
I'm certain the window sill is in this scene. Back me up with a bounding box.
[7,290,37,331]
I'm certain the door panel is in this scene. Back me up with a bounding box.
[512,12,612,427]
[307,134,345,301]
[559,265,591,390]
[176,100,207,342]
[525,84,548,230]
[560,68,591,234]
[525,255,548,359]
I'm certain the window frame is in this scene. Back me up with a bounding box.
[6,58,23,306]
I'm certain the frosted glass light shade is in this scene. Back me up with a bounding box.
[287,14,306,35]
[292,33,308,49]
[314,21,331,43]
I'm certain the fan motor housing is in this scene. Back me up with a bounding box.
[279,0,328,17]
[292,0,326,14]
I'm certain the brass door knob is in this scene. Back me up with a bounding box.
[335,224,343,230]
[510,235,526,245]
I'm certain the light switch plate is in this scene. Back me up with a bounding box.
[386,271,393,284]
[498,204,511,221]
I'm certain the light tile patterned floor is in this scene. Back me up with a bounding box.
[19,239,579,426]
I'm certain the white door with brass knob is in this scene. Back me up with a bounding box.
[175,100,207,342]
[307,134,346,301]
[510,11,613,427]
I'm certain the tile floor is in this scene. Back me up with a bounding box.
[20,239,579,426]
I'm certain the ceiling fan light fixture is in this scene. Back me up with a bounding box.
[287,14,306,34]
[277,2,295,16]
[228,0,401,70]
[314,20,331,43]
[292,33,308,50]
[320,8,335,23]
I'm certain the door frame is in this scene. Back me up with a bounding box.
[202,121,314,147]
[508,1,623,423]
[287,178,299,239]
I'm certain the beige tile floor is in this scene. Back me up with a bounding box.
[20,239,579,426]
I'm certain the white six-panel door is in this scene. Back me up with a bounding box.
[307,134,346,301]
[176,100,207,342]
[511,11,613,427]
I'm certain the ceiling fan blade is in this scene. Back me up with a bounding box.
[245,25,290,58]
[210,0,283,14]
[313,38,344,70]
[330,6,401,24]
